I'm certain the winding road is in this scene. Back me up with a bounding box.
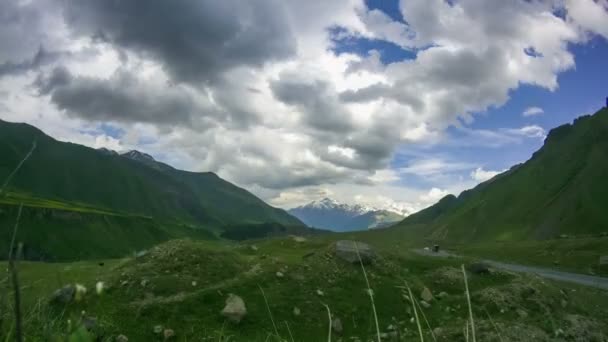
[413,248,608,290]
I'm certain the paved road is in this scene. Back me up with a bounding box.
[413,248,608,290]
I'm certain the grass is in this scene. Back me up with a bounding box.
[1,236,607,341]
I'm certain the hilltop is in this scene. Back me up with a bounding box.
[391,107,608,242]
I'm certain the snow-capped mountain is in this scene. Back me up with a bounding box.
[288,198,405,232]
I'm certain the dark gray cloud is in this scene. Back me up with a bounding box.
[270,76,354,133]
[35,66,222,126]
[62,0,296,84]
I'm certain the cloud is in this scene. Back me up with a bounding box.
[400,158,475,177]
[504,125,547,139]
[566,0,608,39]
[61,0,296,84]
[419,187,449,204]
[522,106,544,117]
[470,167,505,183]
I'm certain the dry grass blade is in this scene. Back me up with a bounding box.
[461,264,476,342]
[405,281,424,342]
[414,295,436,342]
[284,321,295,342]
[322,303,332,342]
[484,308,504,342]
[354,242,381,342]
[0,142,36,196]
[7,204,24,342]
[258,285,280,340]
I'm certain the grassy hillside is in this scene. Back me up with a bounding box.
[392,107,608,243]
[2,236,607,341]
[0,119,301,227]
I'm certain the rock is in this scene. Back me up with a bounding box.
[140,279,149,287]
[468,262,491,275]
[334,240,375,264]
[192,281,197,287]
[437,291,448,299]
[292,236,307,242]
[153,325,163,334]
[276,271,284,278]
[561,299,568,308]
[221,294,247,323]
[163,329,175,339]
[332,317,343,334]
[316,289,325,296]
[419,300,431,308]
[250,245,258,252]
[116,335,128,342]
[82,316,97,331]
[433,327,444,338]
[50,285,75,304]
[516,309,528,318]
[420,287,433,302]
[293,307,301,316]
[74,284,87,302]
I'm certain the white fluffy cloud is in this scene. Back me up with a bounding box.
[470,167,505,183]
[523,107,545,117]
[1,0,607,212]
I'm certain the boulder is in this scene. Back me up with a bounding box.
[221,294,247,323]
[334,240,375,264]
[420,287,433,302]
[163,329,175,339]
[50,285,75,304]
[331,317,343,334]
[115,335,128,342]
[468,262,491,275]
[293,307,301,316]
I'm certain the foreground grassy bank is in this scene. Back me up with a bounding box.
[2,236,607,341]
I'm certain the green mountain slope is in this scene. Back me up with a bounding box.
[393,107,608,242]
[0,119,301,228]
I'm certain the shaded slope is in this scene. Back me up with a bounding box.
[393,107,608,242]
[0,119,301,227]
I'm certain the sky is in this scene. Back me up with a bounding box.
[0,0,607,215]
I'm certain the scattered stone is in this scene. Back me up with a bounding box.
[386,324,396,331]
[95,281,105,295]
[82,316,97,331]
[221,294,247,323]
[437,291,448,299]
[432,327,444,338]
[50,285,75,304]
[561,299,568,308]
[120,280,129,287]
[192,281,197,287]
[292,236,307,242]
[163,329,175,339]
[140,279,149,287]
[75,284,87,302]
[276,271,284,278]
[420,287,433,302]
[468,262,491,275]
[250,245,258,252]
[153,325,163,334]
[316,289,325,296]
[116,335,128,342]
[293,307,301,316]
[516,309,528,319]
[334,240,375,264]
[419,300,431,309]
[332,317,343,334]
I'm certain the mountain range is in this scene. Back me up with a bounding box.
[391,106,608,242]
[288,198,405,231]
[0,119,309,260]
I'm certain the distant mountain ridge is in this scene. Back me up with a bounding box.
[392,106,608,242]
[288,197,405,231]
[0,118,303,230]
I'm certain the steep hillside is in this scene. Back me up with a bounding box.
[289,198,404,231]
[393,107,608,242]
[0,119,301,227]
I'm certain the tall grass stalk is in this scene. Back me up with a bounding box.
[0,142,36,196]
[414,295,436,342]
[322,303,332,342]
[484,308,504,342]
[258,285,280,340]
[7,204,24,342]
[284,321,295,342]
[405,282,424,342]
[354,242,381,342]
[461,264,476,342]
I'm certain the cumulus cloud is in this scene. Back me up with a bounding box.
[470,167,505,183]
[1,0,607,213]
[419,187,449,204]
[61,0,296,84]
[523,106,545,117]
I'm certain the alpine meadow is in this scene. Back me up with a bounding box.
[1,1,608,341]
